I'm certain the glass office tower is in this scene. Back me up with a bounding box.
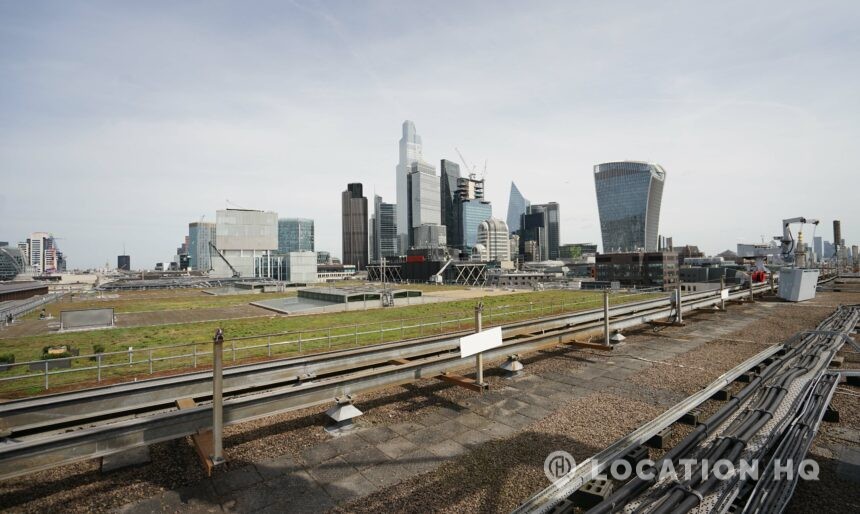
[460,200,493,251]
[278,218,315,253]
[506,182,529,234]
[594,161,666,252]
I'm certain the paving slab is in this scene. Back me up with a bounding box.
[308,456,360,486]
[356,425,400,444]
[322,472,378,503]
[376,435,419,459]
[427,438,468,459]
[341,444,391,471]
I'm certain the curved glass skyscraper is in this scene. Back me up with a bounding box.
[594,161,666,252]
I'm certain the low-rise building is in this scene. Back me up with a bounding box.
[595,251,678,290]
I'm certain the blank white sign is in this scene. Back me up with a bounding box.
[460,326,503,358]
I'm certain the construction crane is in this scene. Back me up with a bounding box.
[775,217,819,266]
[455,148,487,181]
[208,241,240,278]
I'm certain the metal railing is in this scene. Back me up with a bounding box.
[0,292,66,322]
[0,291,664,392]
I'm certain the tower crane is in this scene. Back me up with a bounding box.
[455,148,487,181]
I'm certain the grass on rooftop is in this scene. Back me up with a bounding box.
[0,288,660,397]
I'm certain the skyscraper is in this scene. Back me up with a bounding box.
[440,159,461,248]
[373,195,397,260]
[24,232,60,274]
[117,255,131,271]
[506,182,529,234]
[406,161,442,247]
[529,202,560,260]
[342,183,369,269]
[396,121,423,252]
[277,218,314,253]
[594,161,666,252]
[813,236,823,263]
[188,221,216,271]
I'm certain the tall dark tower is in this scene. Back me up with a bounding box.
[342,183,369,270]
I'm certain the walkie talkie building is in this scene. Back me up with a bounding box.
[594,161,666,252]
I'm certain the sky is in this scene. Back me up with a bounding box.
[1,0,858,269]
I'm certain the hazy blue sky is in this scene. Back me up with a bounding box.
[1,1,858,268]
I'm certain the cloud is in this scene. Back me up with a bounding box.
[1,0,858,267]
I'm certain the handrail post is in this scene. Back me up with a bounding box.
[193,344,198,367]
[44,360,49,390]
[603,289,610,346]
[475,303,484,386]
[149,349,153,374]
[267,336,271,357]
[97,354,102,382]
[212,328,225,467]
[676,284,683,324]
[720,276,726,311]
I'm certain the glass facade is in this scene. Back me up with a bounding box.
[373,196,397,259]
[0,245,25,281]
[460,200,492,252]
[440,160,461,249]
[278,218,314,254]
[406,161,440,246]
[594,161,666,252]
[188,222,216,271]
[506,181,529,234]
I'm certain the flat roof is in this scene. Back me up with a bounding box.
[0,282,48,294]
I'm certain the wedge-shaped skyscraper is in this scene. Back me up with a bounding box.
[594,161,666,252]
[506,182,529,235]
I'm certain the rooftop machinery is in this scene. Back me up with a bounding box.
[776,217,820,302]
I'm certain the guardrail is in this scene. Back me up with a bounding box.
[0,290,663,392]
[0,292,66,321]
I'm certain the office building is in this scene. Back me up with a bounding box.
[594,161,666,252]
[440,160,461,248]
[188,221,216,272]
[23,232,61,274]
[559,243,598,261]
[595,251,678,290]
[413,224,447,249]
[278,218,314,253]
[317,251,331,264]
[373,195,397,260]
[0,243,25,281]
[475,218,511,262]
[814,236,823,263]
[117,255,131,271]
[342,183,369,269]
[211,209,278,278]
[396,121,424,253]
[530,202,560,260]
[406,161,441,246]
[506,182,530,234]
[460,200,492,252]
[257,251,318,283]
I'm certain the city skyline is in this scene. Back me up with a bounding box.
[2,1,859,267]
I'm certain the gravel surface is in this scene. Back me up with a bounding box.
[787,391,860,513]
[332,393,662,514]
[3,292,858,513]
